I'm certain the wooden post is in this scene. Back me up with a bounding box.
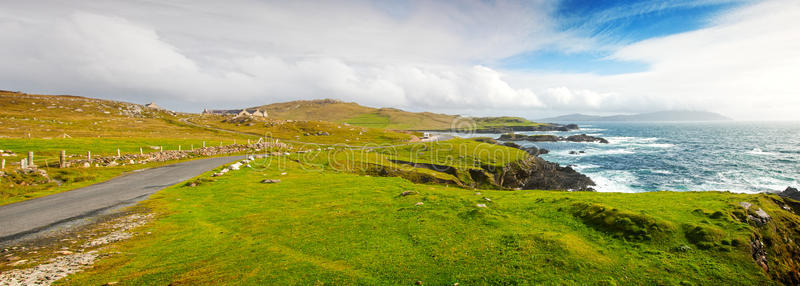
[203,141,206,148]
[28,151,34,168]
[117,148,121,158]
[160,146,163,153]
[20,159,27,169]
[140,147,143,156]
[59,150,66,168]
[179,145,182,151]
[1,159,5,170]
[88,151,91,162]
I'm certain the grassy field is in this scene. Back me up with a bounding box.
[253,99,547,130]
[58,158,797,285]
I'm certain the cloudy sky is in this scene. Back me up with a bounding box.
[1,0,798,120]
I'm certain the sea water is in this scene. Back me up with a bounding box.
[454,122,800,193]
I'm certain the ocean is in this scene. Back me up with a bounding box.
[456,122,800,193]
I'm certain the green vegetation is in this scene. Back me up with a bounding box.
[253,98,549,130]
[60,158,798,285]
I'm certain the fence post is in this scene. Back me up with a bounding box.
[140,147,143,156]
[179,145,182,151]
[60,150,66,168]
[203,141,206,148]
[117,148,121,158]
[28,151,34,168]
[1,159,5,170]
[20,159,27,169]
[160,146,163,153]
[88,151,91,162]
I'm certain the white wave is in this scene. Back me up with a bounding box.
[650,169,673,175]
[746,148,777,156]
[571,164,601,171]
[586,170,640,193]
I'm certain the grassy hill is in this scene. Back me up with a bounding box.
[253,99,546,130]
[59,149,800,285]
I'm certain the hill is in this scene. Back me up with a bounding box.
[252,99,549,131]
[540,110,732,122]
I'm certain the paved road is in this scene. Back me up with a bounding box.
[0,155,244,243]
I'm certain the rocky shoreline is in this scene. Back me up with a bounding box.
[420,123,580,134]
[497,133,609,144]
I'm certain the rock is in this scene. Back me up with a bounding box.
[752,239,769,272]
[415,281,423,285]
[5,256,20,261]
[212,172,224,177]
[749,208,771,226]
[739,202,752,210]
[476,204,487,208]
[260,179,281,184]
[415,202,424,206]
[483,197,492,202]
[474,192,481,195]
[82,162,91,168]
[55,250,73,255]
[9,259,28,266]
[106,161,118,167]
[779,186,800,201]
[401,191,416,196]
[497,156,596,191]
[565,134,609,144]
[498,133,560,142]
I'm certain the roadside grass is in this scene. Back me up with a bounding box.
[59,159,779,285]
[0,137,247,165]
[0,154,253,206]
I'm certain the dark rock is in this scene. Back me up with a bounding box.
[400,191,416,196]
[260,179,281,184]
[779,187,800,201]
[519,146,548,156]
[502,142,521,149]
[498,133,560,142]
[565,134,609,144]
[497,156,596,191]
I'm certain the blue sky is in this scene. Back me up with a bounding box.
[498,0,749,74]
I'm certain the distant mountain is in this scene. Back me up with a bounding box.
[539,110,732,122]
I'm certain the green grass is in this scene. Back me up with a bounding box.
[253,99,549,130]
[59,159,791,285]
[343,113,390,129]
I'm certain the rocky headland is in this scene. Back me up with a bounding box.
[497,133,609,144]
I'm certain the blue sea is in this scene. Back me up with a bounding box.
[456,122,800,193]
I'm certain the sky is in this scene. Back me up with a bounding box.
[0,0,798,120]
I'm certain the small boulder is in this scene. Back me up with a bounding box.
[415,202,424,206]
[260,179,281,184]
[476,204,487,208]
[401,191,416,197]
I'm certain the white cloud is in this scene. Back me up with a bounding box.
[0,0,798,120]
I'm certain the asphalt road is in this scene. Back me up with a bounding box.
[0,155,244,243]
